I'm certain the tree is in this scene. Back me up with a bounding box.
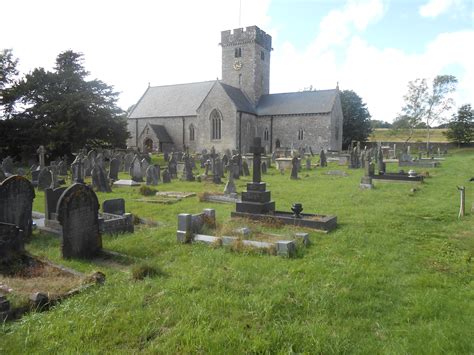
[0,49,19,117]
[370,120,392,129]
[444,104,473,146]
[399,75,457,149]
[2,50,129,159]
[340,90,372,149]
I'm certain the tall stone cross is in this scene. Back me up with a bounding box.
[250,137,264,183]
[37,145,46,169]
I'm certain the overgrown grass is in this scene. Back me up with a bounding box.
[2,149,474,353]
[370,128,449,143]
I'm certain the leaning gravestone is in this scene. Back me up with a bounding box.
[57,184,102,259]
[92,165,112,193]
[0,176,35,239]
[130,155,143,182]
[37,168,52,191]
[108,158,120,181]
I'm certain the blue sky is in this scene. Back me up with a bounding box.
[1,0,473,123]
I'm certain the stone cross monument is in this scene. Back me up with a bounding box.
[250,137,264,183]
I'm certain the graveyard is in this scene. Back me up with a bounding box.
[0,146,472,353]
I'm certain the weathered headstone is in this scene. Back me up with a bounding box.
[103,198,125,215]
[141,158,150,176]
[168,156,177,178]
[224,173,237,195]
[162,168,171,183]
[71,154,85,184]
[261,161,267,174]
[91,165,112,192]
[0,176,35,239]
[2,157,14,175]
[0,222,24,263]
[146,165,159,186]
[306,158,311,170]
[108,158,120,180]
[123,153,134,172]
[37,145,46,170]
[290,157,299,180]
[182,154,195,181]
[57,184,102,259]
[130,155,143,182]
[37,168,53,191]
[319,149,327,167]
[242,161,250,176]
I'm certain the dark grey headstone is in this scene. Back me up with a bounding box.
[0,176,35,239]
[242,161,250,176]
[37,168,52,191]
[0,222,24,263]
[319,150,327,167]
[109,158,120,180]
[57,184,102,259]
[146,165,159,186]
[44,187,67,220]
[290,157,299,179]
[103,198,125,215]
[92,165,112,192]
[162,169,171,183]
[123,153,134,172]
[130,155,143,182]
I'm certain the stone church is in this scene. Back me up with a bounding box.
[127,26,343,153]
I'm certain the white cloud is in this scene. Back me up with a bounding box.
[419,0,459,18]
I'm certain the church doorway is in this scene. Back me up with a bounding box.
[144,138,153,153]
[275,139,281,148]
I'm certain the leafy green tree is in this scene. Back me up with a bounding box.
[399,75,457,148]
[0,49,19,117]
[340,90,372,149]
[444,104,473,146]
[2,50,129,159]
[370,120,392,129]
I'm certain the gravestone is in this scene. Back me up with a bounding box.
[44,187,67,221]
[95,153,104,168]
[261,161,267,174]
[224,173,237,195]
[82,156,92,177]
[130,155,143,182]
[103,198,125,215]
[182,154,195,181]
[319,150,327,167]
[146,165,159,186]
[290,157,299,179]
[222,154,229,167]
[242,161,250,176]
[0,176,35,239]
[141,158,150,176]
[123,153,134,172]
[108,158,120,180]
[37,145,46,170]
[57,184,102,259]
[168,156,177,178]
[162,168,171,183]
[58,160,68,176]
[306,158,311,170]
[71,154,85,183]
[91,165,112,192]
[37,168,53,191]
[0,222,24,263]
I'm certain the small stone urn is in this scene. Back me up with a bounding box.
[291,203,303,218]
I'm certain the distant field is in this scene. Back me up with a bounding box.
[369,128,449,142]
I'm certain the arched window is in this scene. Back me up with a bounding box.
[210,109,222,140]
[298,129,304,140]
[264,128,269,141]
[189,124,195,141]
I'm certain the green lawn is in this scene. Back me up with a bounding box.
[1,150,473,353]
[370,128,449,143]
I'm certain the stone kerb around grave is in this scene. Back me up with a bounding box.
[57,184,102,259]
[0,175,36,239]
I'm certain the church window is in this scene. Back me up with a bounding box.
[210,109,222,140]
[235,47,242,58]
[298,129,304,140]
[189,124,195,141]
[261,51,265,61]
[264,128,269,141]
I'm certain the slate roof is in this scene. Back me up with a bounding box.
[220,82,256,114]
[129,81,215,118]
[149,124,173,143]
[256,89,338,116]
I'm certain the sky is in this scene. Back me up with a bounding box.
[1,0,473,122]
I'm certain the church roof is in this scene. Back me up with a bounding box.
[128,81,215,118]
[149,124,173,143]
[256,89,338,116]
[220,82,256,114]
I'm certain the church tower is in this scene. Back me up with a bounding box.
[220,26,272,104]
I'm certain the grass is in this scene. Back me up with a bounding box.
[1,150,474,353]
[370,128,449,143]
